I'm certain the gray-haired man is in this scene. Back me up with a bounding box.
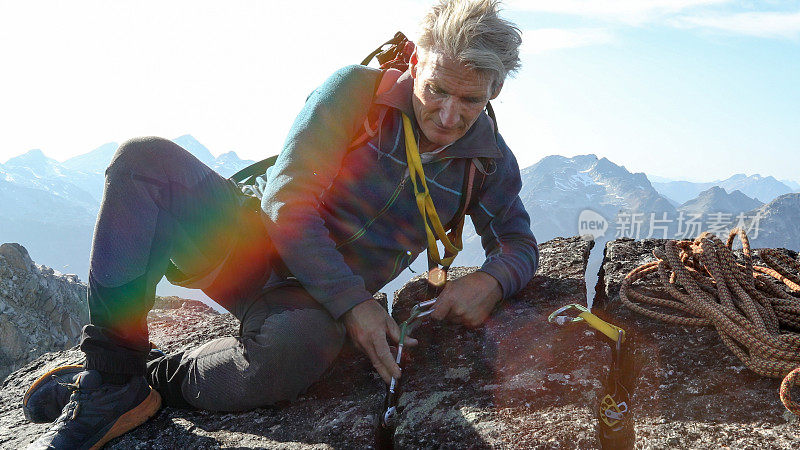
[24,1,537,448]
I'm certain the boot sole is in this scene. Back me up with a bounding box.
[22,364,84,421]
[89,388,162,450]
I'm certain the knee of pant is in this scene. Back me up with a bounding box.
[255,308,346,365]
[243,309,346,404]
[106,136,180,175]
[179,313,345,411]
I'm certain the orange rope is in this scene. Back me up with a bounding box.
[619,228,800,415]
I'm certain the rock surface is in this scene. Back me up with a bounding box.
[1,295,386,449]
[389,236,602,448]
[3,236,798,448]
[0,243,88,381]
[594,238,800,449]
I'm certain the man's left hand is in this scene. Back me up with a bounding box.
[429,271,503,327]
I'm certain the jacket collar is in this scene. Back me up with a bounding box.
[374,70,502,161]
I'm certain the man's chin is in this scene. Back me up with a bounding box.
[424,128,461,148]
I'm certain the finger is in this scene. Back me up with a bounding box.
[364,343,392,384]
[443,297,467,324]
[463,313,481,328]
[403,334,419,347]
[373,334,401,381]
[386,316,402,345]
[430,295,453,321]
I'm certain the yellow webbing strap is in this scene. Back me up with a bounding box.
[578,311,625,343]
[402,113,463,267]
[549,304,626,343]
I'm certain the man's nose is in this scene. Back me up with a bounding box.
[438,98,459,129]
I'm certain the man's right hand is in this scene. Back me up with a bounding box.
[341,299,417,384]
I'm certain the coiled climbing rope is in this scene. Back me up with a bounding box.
[780,367,800,416]
[619,228,800,415]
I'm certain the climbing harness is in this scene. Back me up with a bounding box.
[549,304,635,449]
[620,228,800,415]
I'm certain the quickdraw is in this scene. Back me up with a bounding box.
[379,299,437,430]
[549,304,635,449]
[376,265,446,449]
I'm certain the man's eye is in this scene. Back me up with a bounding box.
[429,85,445,95]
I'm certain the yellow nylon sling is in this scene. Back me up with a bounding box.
[548,304,626,343]
[401,113,463,267]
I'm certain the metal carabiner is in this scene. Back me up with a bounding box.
[547,303,589,326]
[405,298,437,332]
[380,298,438,430]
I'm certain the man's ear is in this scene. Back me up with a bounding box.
[489,80,504,100]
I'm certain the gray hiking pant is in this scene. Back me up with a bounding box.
[176,285,346,411]
[80,136,346,411]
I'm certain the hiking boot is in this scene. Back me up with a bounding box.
[23,365,84,423]
[26,371,161,450]
[22,348,166,424]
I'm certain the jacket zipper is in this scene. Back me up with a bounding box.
[385,250,415,285]
[335,174,409,249]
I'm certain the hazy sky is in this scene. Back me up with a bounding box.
[1,0,798,182]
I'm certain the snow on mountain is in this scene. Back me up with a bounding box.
[0,136,254,288]
[4,149,61,177]
[2,149,102,208]
[451,154,676,269]
[721,174,792,203]
[212,151,256,178]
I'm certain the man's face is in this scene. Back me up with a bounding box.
[410,50,501,151]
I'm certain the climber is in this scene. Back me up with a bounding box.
[23,1,538,448]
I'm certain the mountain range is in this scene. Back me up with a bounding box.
[783,179,800,191]
[2,139,797,309]
[397,154,798,306]
[652,173,795,204]
[678,186,763,215]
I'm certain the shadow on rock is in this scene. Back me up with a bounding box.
[389,237,606,449]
